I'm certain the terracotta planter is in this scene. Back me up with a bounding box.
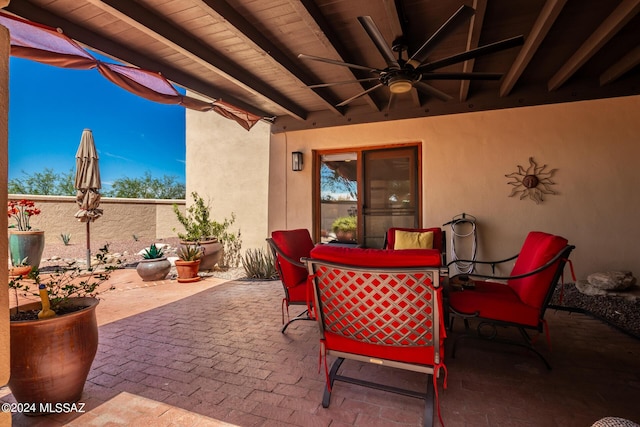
[175,259,201,283]
[136,257,171,281]
[9,297,99,414]
[8,230,45,269]
[180,239,223,271]
[9,265,33,277]
[334,229,356,242]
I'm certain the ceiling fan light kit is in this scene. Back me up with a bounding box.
[299,3,524,108]
[388,77,413,94]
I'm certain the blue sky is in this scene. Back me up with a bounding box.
[8,56,186,190]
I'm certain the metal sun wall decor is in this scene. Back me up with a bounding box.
[505,157,557,204]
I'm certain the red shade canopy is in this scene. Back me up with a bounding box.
[0,10,262,130]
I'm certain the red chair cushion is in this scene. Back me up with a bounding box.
[448,281,540,327]
[324,331,444,366]
[386,227,443,251]
[271,229,315,299]
[310,244,442,268]
[508,231,568,308]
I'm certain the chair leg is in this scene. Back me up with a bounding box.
[423,377,434,427]
[281,308,312,333]
[451,318,552,369]
[322,357,344,408]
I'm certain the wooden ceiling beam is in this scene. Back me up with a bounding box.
[199,0,344,116]
[294,0,381,111]
[600,45,640,85]
[5,0,270,118]
[548,0,640,91]
[86,0,308,120]
[500,0,568,97]
[459,0,487,101]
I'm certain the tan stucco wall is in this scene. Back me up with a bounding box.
[9,195,185,244]
[269,95,640,280]
[0,23,11,407]
[185,94,271,252]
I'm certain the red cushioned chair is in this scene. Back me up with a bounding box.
[305,245,446,427]
[267,229,316,333]
[447,231,575,369]
[384,227,447,264]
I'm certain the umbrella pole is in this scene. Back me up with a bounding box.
[86,221,91,269]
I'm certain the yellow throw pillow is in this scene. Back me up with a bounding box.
[394,230,434,250]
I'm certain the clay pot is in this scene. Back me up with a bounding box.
[9,265,32,277]
[9,297,99,414]
[175,259,201,283]
[180,239,223,271]
[136,257,171,281]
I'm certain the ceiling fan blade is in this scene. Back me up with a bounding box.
[308,78,380,88]
[298,53,380,73]
[414,81,453,101]
[357,16,400,68]
[420,72,503,80]
[408,5,475,68]
[336,83,384,107]
[417,35,525,72]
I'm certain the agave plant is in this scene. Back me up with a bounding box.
[177,244,203,261]
[142,244,165,259]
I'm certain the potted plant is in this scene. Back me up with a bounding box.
[8,199,45,269]
[9,256,32,277]
[175,244,203,283]
[8,245,118,414]
[332,216,357,242]
[173,192,237,271]
[136,243,171,281]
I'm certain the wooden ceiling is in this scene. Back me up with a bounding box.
[6,0,640,132]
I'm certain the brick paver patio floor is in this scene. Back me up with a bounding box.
[2,269,639,426]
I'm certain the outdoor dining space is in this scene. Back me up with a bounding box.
[2,245,639,427]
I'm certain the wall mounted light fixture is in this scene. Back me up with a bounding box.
[292,151,303,171]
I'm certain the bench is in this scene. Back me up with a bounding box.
[304,245,447,427]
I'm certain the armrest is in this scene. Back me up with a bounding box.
[449,245,574,282]
[447,253,519,274]
[266,237,306,269]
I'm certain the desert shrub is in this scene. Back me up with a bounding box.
[242,248,278,280]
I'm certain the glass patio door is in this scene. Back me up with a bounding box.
[362,146,419,248]
[315,145,420,248]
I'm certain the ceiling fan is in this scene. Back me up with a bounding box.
[298,3,524,107]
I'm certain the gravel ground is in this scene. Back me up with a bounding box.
[38,236,247,280]
[550,283,640,339]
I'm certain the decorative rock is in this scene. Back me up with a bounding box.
[576,279,640,301]
[576,280,608,296]
[587,271,636,291]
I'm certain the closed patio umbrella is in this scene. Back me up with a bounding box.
[74,128,103,268]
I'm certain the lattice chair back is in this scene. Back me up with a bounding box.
[305,245,446,427]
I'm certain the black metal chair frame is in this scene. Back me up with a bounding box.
[266,237,314,333]
[447,244,575,370]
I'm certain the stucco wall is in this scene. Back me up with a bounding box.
[185,94,271,252]
[0,23,10,405]
[9,195,185,244]
[269,95,640,280]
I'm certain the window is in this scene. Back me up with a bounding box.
[314,144,421,248]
